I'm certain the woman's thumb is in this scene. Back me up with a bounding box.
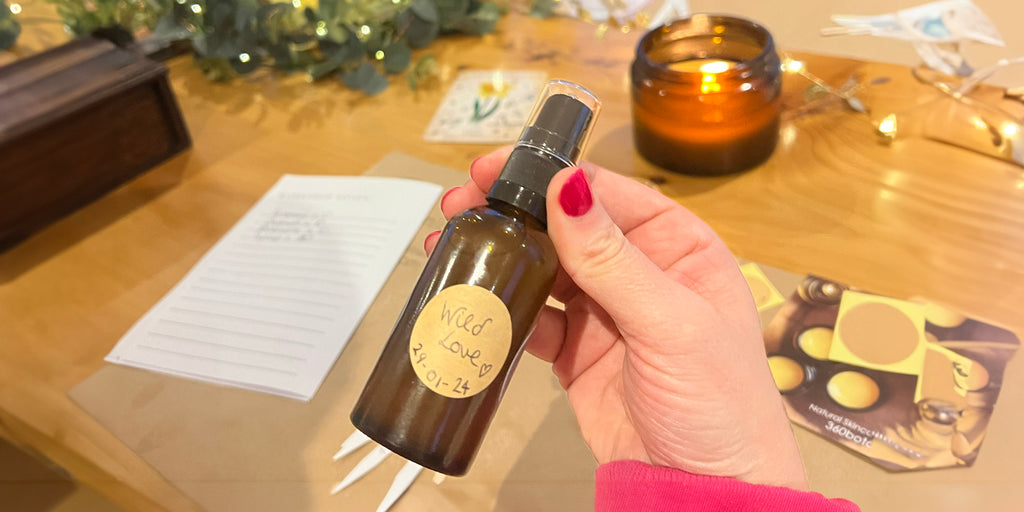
[546,168,679,334]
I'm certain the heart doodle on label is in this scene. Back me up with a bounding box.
[479,363,493,378]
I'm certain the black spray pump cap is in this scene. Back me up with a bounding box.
[488,81,601,225]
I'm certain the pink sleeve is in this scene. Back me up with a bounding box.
[596,460,860,512]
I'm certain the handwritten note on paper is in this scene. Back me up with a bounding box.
[106,175,442,401]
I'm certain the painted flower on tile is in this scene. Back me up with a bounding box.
[473,73,512,121]
[478,77,512,99]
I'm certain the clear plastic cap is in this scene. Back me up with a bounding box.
[516,80,602,167]
[487,80,601,225]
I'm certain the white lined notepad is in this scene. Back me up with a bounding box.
[106,175,442,401]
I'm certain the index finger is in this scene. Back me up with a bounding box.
[437,146,514,220]
[467,145,514,194]
[472,146,696,239]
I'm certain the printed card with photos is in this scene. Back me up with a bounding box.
[740,260,1020,471]
[424,71,547,144]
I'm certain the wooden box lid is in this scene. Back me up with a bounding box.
[0,38,170,143]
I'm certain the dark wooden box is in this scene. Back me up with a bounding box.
[0,38,190,251]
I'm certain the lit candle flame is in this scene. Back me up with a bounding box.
[699,61,732,74]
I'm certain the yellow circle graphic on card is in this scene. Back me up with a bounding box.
[836,302,919,365]
[827,371,880,410]
[767,356,804,392]
[409,284,512,399]
[797,327,834,360]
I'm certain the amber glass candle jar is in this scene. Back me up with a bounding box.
[631,15,782,175]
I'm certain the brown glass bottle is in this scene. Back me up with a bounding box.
[351,82,600,475]
[350,199,558,475]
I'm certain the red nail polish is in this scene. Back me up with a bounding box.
[469,157,482,181]
[423,230,441,252]
[559,169,592,217]
[439,187,457,210]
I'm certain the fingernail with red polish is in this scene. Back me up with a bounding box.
[424,230,441,252]
[559,169,593,217]
[439,187,458,210]
[469,157,482,180]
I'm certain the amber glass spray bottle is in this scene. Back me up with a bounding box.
[351,81,600,476]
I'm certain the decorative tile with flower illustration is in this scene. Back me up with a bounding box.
[424,70,547,144]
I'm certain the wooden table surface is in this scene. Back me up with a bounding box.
[2,6,1023,512]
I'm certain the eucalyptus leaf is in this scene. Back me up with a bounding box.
[341,61,375,88]
[153,14,192,42]
[407,54,437,89]
[0,22,19,51]
[94,0,118,24]
[382,40,411,74]
[413,54,437,76]
[434,0,470,30]
[362,71,389,95]
[439,0,499,35]
[1,4,21,50]
[63,11,105,35]
[530,0,555,18]
[402,12,438,48]
[265,42,293,66]
[308,60,340,81]
[191,34,209,56]
[318,0,340,20]
[256,3,291,45]
[303,6,318,24]
[321,20,350,44]
[320,37,364,65]
[341,62,389,95]
[282,44,319,71]
[203,33,243,59]
[234,3,258,33]
[211,2,235,29]
[194,57,236,82]
[279,4,309,32]
[230,52,262,75]
[466,2,500,35]
[362,21,385,51]
[410,0,439,24]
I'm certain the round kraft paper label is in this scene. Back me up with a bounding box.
[409,284,513,399]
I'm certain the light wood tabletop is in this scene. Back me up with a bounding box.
[1,4,1023,511]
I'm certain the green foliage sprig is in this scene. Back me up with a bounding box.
[0,2,22,50]
[1,0,504,94]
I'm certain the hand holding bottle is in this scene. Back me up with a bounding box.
[429,147,808,490]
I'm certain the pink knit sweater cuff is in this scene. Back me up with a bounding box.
[596,460,860,511]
